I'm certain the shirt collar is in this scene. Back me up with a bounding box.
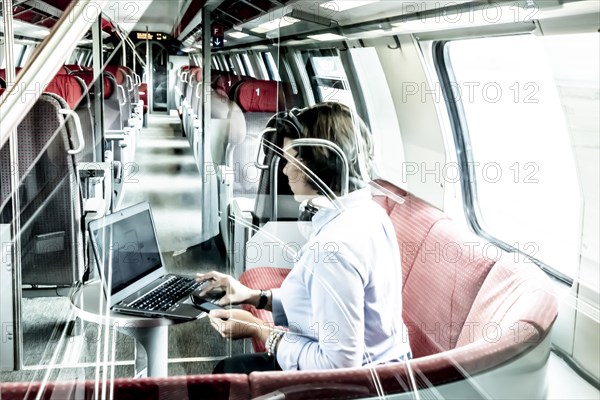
[311,187,373,236]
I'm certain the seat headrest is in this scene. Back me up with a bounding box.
[44,75,84,109]
[64,64,84,73]
[56,66,71,75]
[70,71,114,99]
[104,65,126,85]
[190,67,203,83]
[235,80,286,113]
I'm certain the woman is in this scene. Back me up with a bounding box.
[197,102,411,373]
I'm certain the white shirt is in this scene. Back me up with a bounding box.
[271,187,411,370]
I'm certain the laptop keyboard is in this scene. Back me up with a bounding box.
[129,276,200,312]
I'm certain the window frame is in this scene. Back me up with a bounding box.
[434,39,573,285]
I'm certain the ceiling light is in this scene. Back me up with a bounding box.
[33,30,50,36]
[251,17,301,34]
[228,31,249,39]
[320,1,376,12]
[307,33,347,41]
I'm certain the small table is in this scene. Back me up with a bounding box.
[71,281,198,377]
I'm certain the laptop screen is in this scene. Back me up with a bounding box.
[90,205,163,295]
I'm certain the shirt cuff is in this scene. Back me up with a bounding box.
[270,288,288,326]
[276,333,311,370]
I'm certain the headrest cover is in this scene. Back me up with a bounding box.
[44,75,84,109]
[236,80,285,113]
[191,67,203,83]
[56,66,70,75]
[71,71,114,99]
[64,64,84,73]
[104,65,126,85]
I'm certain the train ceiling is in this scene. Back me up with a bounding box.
[1,0,583,48]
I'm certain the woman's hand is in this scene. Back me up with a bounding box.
[195,271,259,306]
[208,309,269,341]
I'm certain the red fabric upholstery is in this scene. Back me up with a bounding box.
[44,74,84,109]
[213,73,241,97]
[104,65,126,85]
[190,66,203,83]
[56,65,71,75]
[0,67,22,81]
[456,252,558,346]
[140,82,148,113]
[402,219,495,358]
[239,267,292,352]
[0,375,250,400]
[64,64,84,73]
[235,80,285,113]
[238,179,557,398]
[70,71,114,99]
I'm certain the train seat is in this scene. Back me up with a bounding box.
[183,67,203,139]
[64,64,85,73]
[104,65,134,128]
[232,80,289,198]
[44,74,97,163]
[175,65,192,113]
[0,90,87,287]
[238,179,558,398]
[70,70,134,211]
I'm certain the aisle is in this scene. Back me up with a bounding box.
[121,114,204,253]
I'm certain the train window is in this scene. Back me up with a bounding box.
[262,52,281,81]
[446,34,587,279]
[1,43,25,68]
[281,58,298,95]
[255,52,269,79]
[304,51,356,109]
[241,53,255,77]
[224,54,235,72]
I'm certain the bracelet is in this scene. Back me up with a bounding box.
[256,289,269,309]
[265,330,285,357]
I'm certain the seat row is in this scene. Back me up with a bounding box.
[174,66,301,262]
[0,63,145,290]
[0,181,559,399]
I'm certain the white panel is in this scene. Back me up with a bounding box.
[245,221,311,271]
[0,223,14,370]
[375,36,446,209]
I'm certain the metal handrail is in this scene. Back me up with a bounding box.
[59,109,85,155]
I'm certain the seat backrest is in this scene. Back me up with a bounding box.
[231,80,289,199]
[105,65,132,126]
[11,93,86,286]
[71,70,120,132]
[44,74,97,163]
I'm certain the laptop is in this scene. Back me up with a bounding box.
[88,202,208,320]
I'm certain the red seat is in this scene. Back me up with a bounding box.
[238,179,558,398]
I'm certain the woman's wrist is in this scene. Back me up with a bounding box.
[246,289,262,307]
